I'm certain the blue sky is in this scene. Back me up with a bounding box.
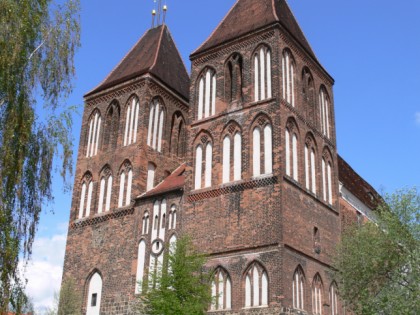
[27,0,420,311]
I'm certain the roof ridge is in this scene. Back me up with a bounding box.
[85,27,154,97]
[191,0,240,56]
[150,25,165,71]
[271,0,279,21]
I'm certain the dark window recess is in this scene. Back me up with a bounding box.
[91,293,97,307]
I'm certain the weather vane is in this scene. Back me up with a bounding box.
[152,0,168,28]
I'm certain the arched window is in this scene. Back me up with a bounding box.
[147,98,165,152]
[168,205,177,230]
[98,166,112,214]
[170,112,186,158]
[252,117,272,177]
[197,68,216,120]
[211,268,232,311]
[118,161,133,208]
[142,212,150,235]
[282,50,296,107]
[149,199,167,285]
[312,274,323,315]
[225,53,243,103]
[222,124,242,183]
[135,240,146,294]
[329,283,338,315]
[86,110,102,157]
[254,46,272,102]
[305,135,317,194]
[194,137,213,189]
[86,272,102,315]
[285,120,299,181]
[147,162,156,191]
[123,96,140,146]
[322,151,333,205]
[78,173,93,219]
[319,87,331,138]
[293,267,305,310]
[244,262,268,308]
[302,67,315,105]
[103,102,120,151]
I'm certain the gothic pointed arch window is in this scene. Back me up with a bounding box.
[304,134,317,194]
[222,122,242,183]
[282,49,296,107]
[302,67,315,105]
[86,271,102,315]
[169,112,186,158]
[319,87,331,138]
[329,282,339,315]
[135,240,146,294]
[293,266,305,310]
[147,162,156,191]
[168,205,177,230]
[322,149,333,205]
[194,134,213,189]
[149,199,167,286]
[142,211,150,235]
[103,101,120,151]
[210,268,232,311]
[97,166,113,214]
[244,262,268,308]
[79,172,93,219]
[225,53,243,104]
[312,274,323,315]
[86,109,102,157]
[197,68,216,120]
[123,96,140,146]
[254,45,272,102]
[285,119,299,181]
[147,98,165,152]
[118,161,133,208]
[251,115,273,177]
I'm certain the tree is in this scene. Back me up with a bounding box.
[46,279,81,315]
[139,236,213,315]
[0,0,80,312]
[334,188,420,315]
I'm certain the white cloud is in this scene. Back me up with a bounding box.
[416,112,420,125]
[22,232,67,313]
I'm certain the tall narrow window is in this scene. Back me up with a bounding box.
[86,110,102,157]
[194,145,203,189]
[244,263,268,308]
[285,126,298,181]
[118,162,132,207]
[222,127,242,183]
[322,156,333,205]
[87,272,102,315]
[149,199,167,285]
[305,137,317,194]
[142,212,150,234]
[254,46,272,102]
[312,274,323,315]
[194,138,213,189]
[211,268,232,311]
[282,50,295,107]
[104,102,120,151]
[168,205,177,230]
[123,97,140,146]
[78,173,93,219]
[222,136,231,184]
[98,167,112,214]
[330,283,338,315]
[252,119,272,177]
[197,69,216,120]
[293,267,305,310]
[147,162,156,191]
[319,88,330,138]
[135,240,146,293]
[147,99,165,152]
[170,112,186,158]
[225,53,243,103]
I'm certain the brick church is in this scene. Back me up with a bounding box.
[62,0,380,314]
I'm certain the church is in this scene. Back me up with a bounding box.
[61,0,380,314]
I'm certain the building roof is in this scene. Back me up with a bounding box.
[86,25,190,100]
[192,0,316,60]
[338,155,381,210]
[139,163,186,199]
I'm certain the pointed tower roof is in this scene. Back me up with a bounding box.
[86,25,190,100]
[192,0,316,60]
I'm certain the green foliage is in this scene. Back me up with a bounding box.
[139,236,212,315]
[334,188,420,315]
[47,278,82,315]
[0,0,80,312]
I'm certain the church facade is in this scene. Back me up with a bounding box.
[62,1,380,314]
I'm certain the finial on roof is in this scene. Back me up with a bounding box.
[151,0,167,28]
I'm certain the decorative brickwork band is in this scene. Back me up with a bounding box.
[70,207,134,230]
[187,175,278,202]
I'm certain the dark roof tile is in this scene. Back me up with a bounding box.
[139,164,185,199]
